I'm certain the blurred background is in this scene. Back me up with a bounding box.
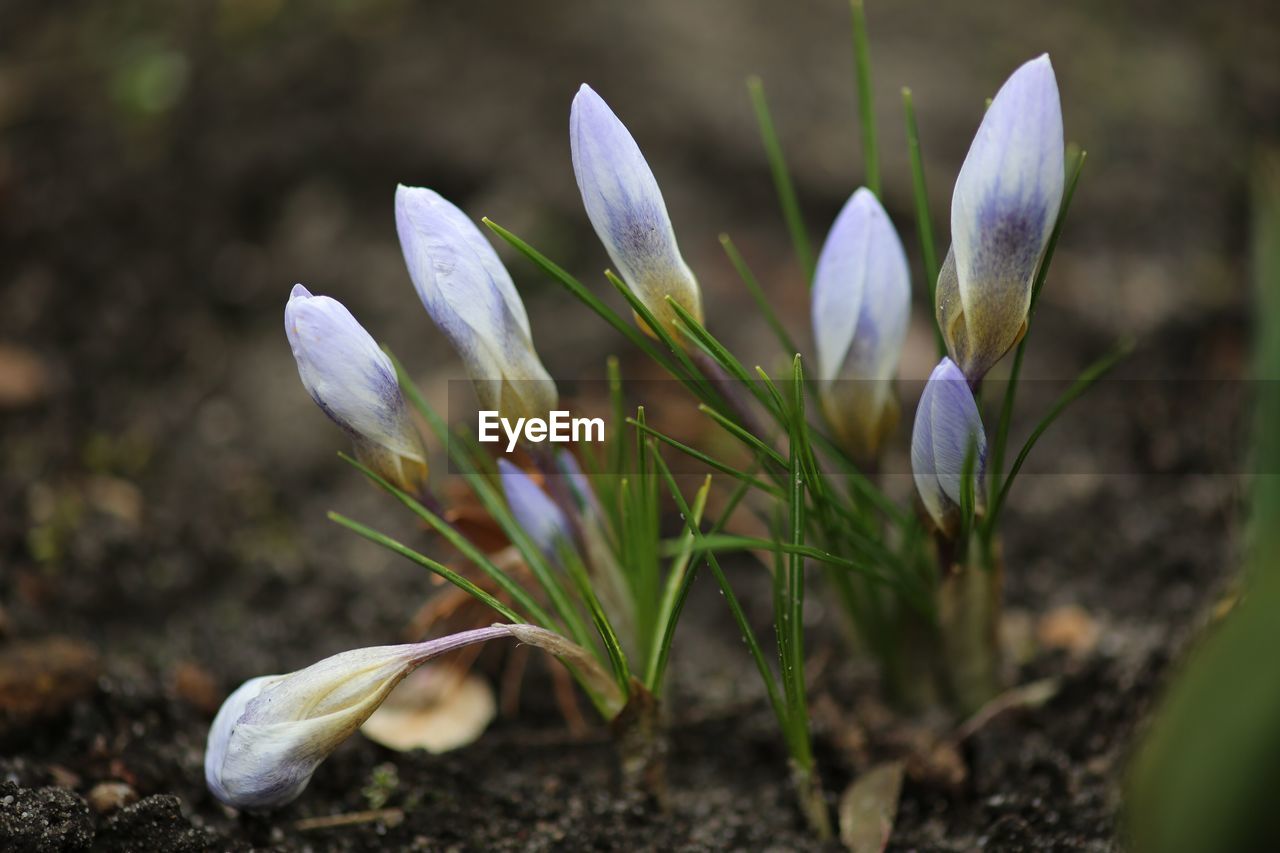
[0,0,1276,846]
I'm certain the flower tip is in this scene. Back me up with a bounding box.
[289,283,312,300]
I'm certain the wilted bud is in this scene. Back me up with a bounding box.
[811,188,911,459]
[285,284,427,493]
[570,84,703,339]
[937,54,1064,384]
[395,186,558,422]
[497,458,572,557]
[204,625,515,810]
[910,357,987,535]
[205,624,621,810]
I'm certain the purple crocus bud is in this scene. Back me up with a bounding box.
[570,84,702,339]
[285,284,427,492]
[937,54,1064,383]
[911,357,987,534]
[811,188,911,459]
[497,458,572,557]
[394,186,558,422]
[205,624,622,810]
[205,625,515,810]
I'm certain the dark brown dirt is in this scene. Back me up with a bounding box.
[0,0,1267,850]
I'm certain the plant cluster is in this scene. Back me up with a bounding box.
[203,4,1124,837]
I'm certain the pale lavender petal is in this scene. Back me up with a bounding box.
[911,357,986,529]
[926,359,987,507]
[949,54,1064,382]
[205,626,515,810]
[570,84,702,330]
[284,285,423,462]
[498,458,571,556]
[394,186,556,419]
[813,188,911,456]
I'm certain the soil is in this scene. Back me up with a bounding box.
[0,1,1268,850]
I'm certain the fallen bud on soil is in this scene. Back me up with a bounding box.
[204,624,613,810]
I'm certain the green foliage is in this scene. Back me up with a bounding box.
[1125,155,1280,853]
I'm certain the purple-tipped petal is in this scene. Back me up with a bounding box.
[395,186,557,420]
[498,458,572,556]
[284,286,425,470]
[570,84,702,335]
[911,358,987,532]
[945,54,1064,383]
[811,188,911,457]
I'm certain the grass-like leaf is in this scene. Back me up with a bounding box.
[849,0,880,197]
[902,86,945,356]
[328,511,521,623]
[748,75,814,283]
[986,337,1133,531]
[719,233,800,356]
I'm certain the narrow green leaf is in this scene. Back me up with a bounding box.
[559,541,631,690]
[988,338,1133,529]
[748,75,814,283]
[654,453,789,730]
[645,474,712,689]
[328,512,521,623]
[483,218,677,373]
[719,233,800,356]
[626,416,784,498]
[336,452,555,627]
[849,0,880,197]
[901,86,945,356]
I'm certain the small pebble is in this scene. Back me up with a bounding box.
[87,781,138,814]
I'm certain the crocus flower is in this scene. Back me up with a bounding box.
[285,284,427,493]
[570,84,703,339]
[497,458,572,557]
[395,186,558,423]
[937,54,1064,384]
[205,623,622,810]
[811,188,911,459]
[205,625,515,810]
[911,357,987,534]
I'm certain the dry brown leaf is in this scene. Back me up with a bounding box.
[839,760,905,853]
[360,667,495,753]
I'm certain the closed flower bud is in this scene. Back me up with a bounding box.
[498,458,572,557]
[205,624,621,810]
[395,186,558,422]
[937,54,1064,383]
[204,625,515,810]
[570,84,702,339]
[811,188,911,459]
[911,357,987,534]
[285,284,427,493]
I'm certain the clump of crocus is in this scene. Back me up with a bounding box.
[811,187,911,459]
[395,186,558,422]
[205,624,619,810]
[910,357,987,536]
[936,54,1064,384]
[285,285,427,494]
[571,84,703,339]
